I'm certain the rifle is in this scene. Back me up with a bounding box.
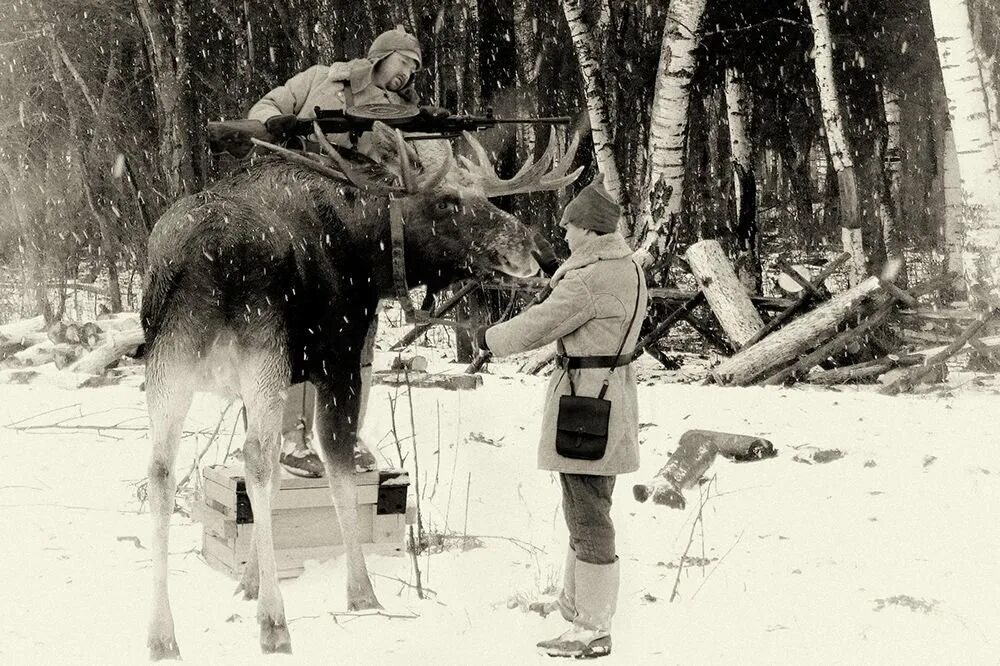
[208,104,572,158]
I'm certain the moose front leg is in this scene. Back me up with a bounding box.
[313,374,381,611]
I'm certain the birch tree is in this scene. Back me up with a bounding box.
[941,125,965,280]
[724,68,760,290]
[560,0,622,202]
[805,0,866,286]
[880,86,906,284]
[930,0,1000,300]
[634,0,707,265]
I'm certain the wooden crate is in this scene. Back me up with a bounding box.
[193,464,412,579]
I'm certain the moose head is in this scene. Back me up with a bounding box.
[312,121,579,292]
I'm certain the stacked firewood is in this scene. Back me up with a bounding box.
[0,313,144,387]
[678,240,992,393]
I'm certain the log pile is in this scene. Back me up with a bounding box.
[0,313,144,387]
[674,241,981,392]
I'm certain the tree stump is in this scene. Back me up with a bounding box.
[713,276,882,385]
[685,239,765,348]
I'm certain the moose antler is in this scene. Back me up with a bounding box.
[391,129,455,193]
[459,128,583,197]
[313,121,405,193]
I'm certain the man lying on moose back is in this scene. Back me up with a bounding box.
[248,26,444,480]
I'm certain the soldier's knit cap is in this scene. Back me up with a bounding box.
[562,173,620,233]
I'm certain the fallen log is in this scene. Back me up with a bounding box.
[0,315,46,342]
[52,343,85,370]
[805,354,923,385]
[881,314,994,395]
[741,253,849,350]
[373,370,482,391]
[714,276,883,386]
[762,272,957,386]
[69,327,145,375]
[0,331,48,360]
[633,429,776,508]
[92,312,142,331]
[685,240,764,347]
[12,340,58,367]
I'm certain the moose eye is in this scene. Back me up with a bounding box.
[435,200,456,213]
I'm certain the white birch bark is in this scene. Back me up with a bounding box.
[513,0,539,158]
[881,87,905,278]
[725,68,753,226]
[634,0,707,266]
[595,0,611,39]
[724,68,760,289]
[882,88,902,216]
[930,0,1000,300]
[941,126,965,279]
[560,0,622,203]
[806,0,866,286]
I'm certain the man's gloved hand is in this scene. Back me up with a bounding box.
[533,249,561,277]
[474,325,491,353]
[264,114,299,140]
[418,105,451,120]
[531,232,561,276]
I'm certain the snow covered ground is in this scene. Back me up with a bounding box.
[1,346,999,665]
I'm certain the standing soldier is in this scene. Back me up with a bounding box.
[248,26,426,477]
[477,174,647,659]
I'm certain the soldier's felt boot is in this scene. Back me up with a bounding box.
[529,546,576,622]
[537,559,618,659]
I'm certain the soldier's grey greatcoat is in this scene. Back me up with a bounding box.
[486,232,648,475]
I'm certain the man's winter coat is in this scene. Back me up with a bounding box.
[485,232,648,475]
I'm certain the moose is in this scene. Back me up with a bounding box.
[141,122,580,659]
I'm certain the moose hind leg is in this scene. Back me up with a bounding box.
[240,356,292,654]
[145,364,194,660]
[314,379,381,611]
[235,474,283,601]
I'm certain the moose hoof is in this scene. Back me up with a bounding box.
[147,636,181,661]
[259,618,292,654]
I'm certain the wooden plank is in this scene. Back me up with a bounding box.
[203,550,240,578]
[372,513,406,545]
[203,532,237,572]
[204,465,379,491]
[191,500,237,540]
[202,477,239,514]
[200,472,379,516]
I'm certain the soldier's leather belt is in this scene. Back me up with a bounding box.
[556,354,633,369]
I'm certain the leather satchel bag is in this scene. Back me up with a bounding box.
[555,263,642,461]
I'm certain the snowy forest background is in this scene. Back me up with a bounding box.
[2,0,1000,323]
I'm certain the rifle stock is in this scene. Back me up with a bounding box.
[207,119,271,158]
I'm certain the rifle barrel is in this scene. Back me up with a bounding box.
[487,116,572,124]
